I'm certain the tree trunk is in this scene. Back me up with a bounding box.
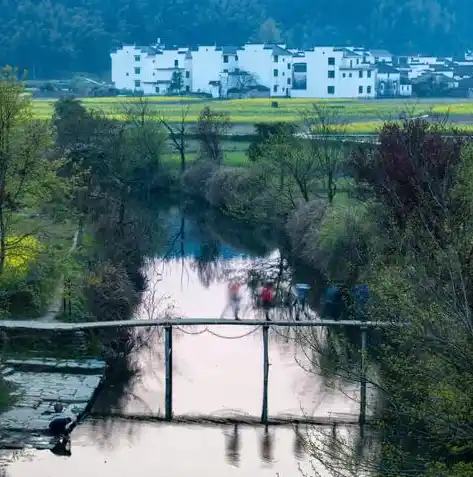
[179,144,186,174]
[327,171,334,205]
[0,204,6,275]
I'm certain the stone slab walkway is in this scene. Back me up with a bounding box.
[0,357,105,449]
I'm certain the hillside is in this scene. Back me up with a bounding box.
[0,0,471,78]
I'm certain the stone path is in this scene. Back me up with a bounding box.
[38,230,78,323]
[0,357,105,449]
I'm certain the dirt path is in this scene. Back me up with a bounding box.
[37,230,79,323]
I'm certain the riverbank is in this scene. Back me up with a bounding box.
[0,356,105,449]
[177,118,473,476]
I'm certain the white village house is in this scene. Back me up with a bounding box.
[111,42,378,99]
[111,40,473,99]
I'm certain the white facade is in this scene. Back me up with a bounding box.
[238,44,293,97]
[111,44,190,95]
[290,47,376,99]
[112,43,417,99]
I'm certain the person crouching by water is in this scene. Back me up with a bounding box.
[260,282,274,321]
[228,280,242,320]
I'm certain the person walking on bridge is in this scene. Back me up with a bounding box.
[228,280,242,320]
[260,282,274,321]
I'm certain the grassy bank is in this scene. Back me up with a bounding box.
[31,96,473,128]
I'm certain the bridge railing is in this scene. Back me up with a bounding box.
[0,318,406,425]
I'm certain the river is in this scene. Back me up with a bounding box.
[1,204,369,477]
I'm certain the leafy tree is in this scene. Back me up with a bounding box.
[0,69,60,275]
[169,71,184,94]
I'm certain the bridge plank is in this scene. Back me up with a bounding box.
[0,318,406,331]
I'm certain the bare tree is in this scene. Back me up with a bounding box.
[300,104,348,204]
[160,103,190,174]
[196,107,230,165]
[233,71,257,99]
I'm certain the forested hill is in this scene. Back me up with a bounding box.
[0,0,471,78]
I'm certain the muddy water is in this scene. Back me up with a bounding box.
[4,211,364,477]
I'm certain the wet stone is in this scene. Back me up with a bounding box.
[0,357,105,450]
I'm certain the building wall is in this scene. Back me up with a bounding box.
[238,44,292,97]
[111,45,147,91]
[376,71,401,97]
[191,46,225,94]
[291,47,375,98]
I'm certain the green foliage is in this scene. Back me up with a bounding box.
[0,0,470,77]
[247,122,296,162]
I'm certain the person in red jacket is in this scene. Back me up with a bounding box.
[260,282,274,321]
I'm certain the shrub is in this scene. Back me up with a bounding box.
[180,161,217,199]
[0,240,61,318]
[85,261,139,322]
[285,199,328,256]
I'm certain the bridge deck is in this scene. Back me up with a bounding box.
[0,318,403,331]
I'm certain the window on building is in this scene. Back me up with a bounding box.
[327,85,335,95]
[155,86,160,93]
[349,73,352,78]
[134,67,141,74]
[359,85,363,94]
[135,80,141,88]
[342,73,346,78]
[223,69,228,73]
[328,70,335,79]
[350,60,353,68]
[328,57,335,66]
[356,59,359,64]
[359,70,363,78]
[287,63,291,70]
[223,55,229,63]
[235,55,239,61]
[282,71,285,76]
[134,55,141,62]
[126,72,129,76]
[152,72,155,76]
[185,71,190,78]
[174,59,179,67]
[186,85,190,92]
[294,63,307,73]
[274,55,279,63]
[273,85,278,92]
[367,70,372,78]
[273,69,278,77]
[367,86,372,94]
[287,78,291,85]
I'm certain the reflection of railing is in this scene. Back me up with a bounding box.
[0,319,406,426]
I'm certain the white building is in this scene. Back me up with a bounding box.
[111,42,380,99]
[290,47,376,99]
[376,63,401,97]
[367,49,393,64]
[110,43,191,95]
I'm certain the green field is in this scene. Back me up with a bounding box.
[31,96,473,132]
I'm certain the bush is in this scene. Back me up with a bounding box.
[85,261,139,322]
[0,244,62,318]
[180,161,217,199]
[286,199,328,254]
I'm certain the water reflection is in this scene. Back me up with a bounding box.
[260,426,274,464]
[4,203,373,476]
[224,423,241,467]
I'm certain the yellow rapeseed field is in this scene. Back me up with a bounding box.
[31,96,473,127]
